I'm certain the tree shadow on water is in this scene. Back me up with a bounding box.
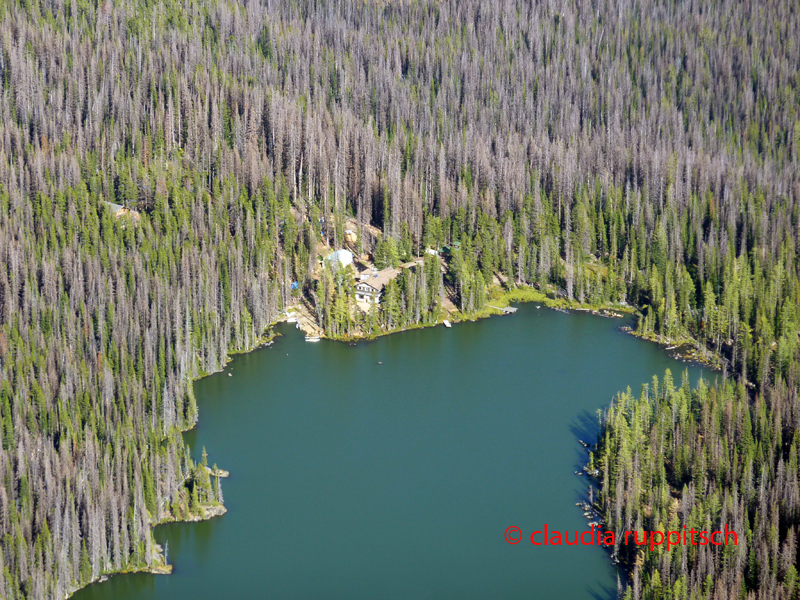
[586,582,618,600]
[569,408,602,443]
[568,409,602,467]
[565,412,621,600]
[568,409,604,507]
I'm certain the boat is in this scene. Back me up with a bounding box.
[443,319,452,328]
[305,336,321,342]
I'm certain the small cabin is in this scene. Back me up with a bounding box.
[105,201,124,215]
[104,201,140,221]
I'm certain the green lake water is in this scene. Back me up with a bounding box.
[73,305,712,600]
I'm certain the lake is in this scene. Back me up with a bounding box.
[73,305,712,600]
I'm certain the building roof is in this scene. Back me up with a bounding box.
[357,267,400,293]
[326,249,354,268]
[103,201,140,221]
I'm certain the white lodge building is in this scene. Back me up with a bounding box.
[355,268,400,305]
[355,280,380,304]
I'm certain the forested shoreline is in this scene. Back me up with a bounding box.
[0,0,798,597]
[597,372,800,600]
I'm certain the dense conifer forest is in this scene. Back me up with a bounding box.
[598,373,800,600]
[0,0,797,597]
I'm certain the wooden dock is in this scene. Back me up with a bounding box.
[488,305,518,314]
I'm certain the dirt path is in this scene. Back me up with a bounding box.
[285,302,323,338]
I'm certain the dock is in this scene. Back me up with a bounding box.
[487,305,518,314]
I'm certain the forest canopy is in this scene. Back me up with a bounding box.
[0,0,798,597]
